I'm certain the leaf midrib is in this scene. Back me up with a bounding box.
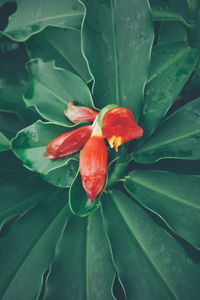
[1,190,65,300]
[126,175,200,211]
[111,0,120,105]
[148,47,190,83]
[112,193,178,300]
[136,128,200,154]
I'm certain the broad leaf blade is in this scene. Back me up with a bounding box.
[135,97,200,163]
[11,120,79,187]
[80,0,154,119]
[3,0,84,41]
[124,170,200,249]
[141,42,199,136]
[0,189,69,300]
[101,189,200,300]
[44,210,115,300]
[0,131,10,151]
[24,59,94,126]
[26,27,91,83]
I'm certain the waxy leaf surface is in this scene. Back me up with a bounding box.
[141,42,199,136]
[0,131,9,151]
[135,97,200,163]
[12,120,79,187]
[0,188,69,300]
[44,210,115,300]
[101,189,200,300]
[26,27,91,83]
[124,170,200,249]
[3,0,84,41]
[24,60,94,126]
[81,0,154,119]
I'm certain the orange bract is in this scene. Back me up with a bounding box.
[64,101,98,124]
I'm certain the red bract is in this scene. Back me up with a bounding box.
[102,107,143,151]
[64,101,98,124]
[44,125,92,159]
[79,125,108,201]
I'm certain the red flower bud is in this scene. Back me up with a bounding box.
[64,101,98,124]
[102,107,143,151]
[44,125,92,159]
[79,124,108,201]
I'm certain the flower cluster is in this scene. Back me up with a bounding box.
[45,101,143,201]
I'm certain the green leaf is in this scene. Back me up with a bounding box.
[0,188,69,300]
[158,22,187,44]
[101,189,200,300]
[41,160,79,188]
[141,42,199,136]
[2,0,84,41]
[0,151,55,228]
[43,210,115,300]
[124,170,200,249]
[135,97,200,163]
[0,111,24,139]
[24,59,94,126]
[26,27,91,83]
[150,0,188,22]
[11,120,78,187]
[0,131,10,151]
[80,0,154,119]
[69,172,100,216]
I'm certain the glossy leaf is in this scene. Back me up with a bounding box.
[0,187,69,300]
[80,0,154,119]
[0,111,24,139]
[135,97,200,163]
[11,120,79,187]
[69,172,100,216]
[141,42,199,136]
[0,131,9,151]
[24,59,94,126]
[43,210,115,300]
[124,170,200,249]
[158,22,187,44]
[26,27,91,83]
[0,151,55,228]
[101,189,200,300]
[150,0,188,22]
[3,0,84,41]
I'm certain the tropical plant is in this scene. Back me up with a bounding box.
[0,0,200,299]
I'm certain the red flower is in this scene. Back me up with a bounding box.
[44,125,92,159]
[79,123,108,201]
[64,101,98,124]
[102,107,143,151]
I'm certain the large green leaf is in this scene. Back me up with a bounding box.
[0,131,10,151]
[26,27,91,83]
[150,0,189,22]
[157,22,187,45]
[101,189,200,300]
[24,59,94,126]
[141,42,199,136]
[2,0,84,41]
[43,210,115,300]
[134,97,200,163]
[0,151,55,228]
[11,120,79,187]
[0,111,24,139]
[0,187,69,300]
[124,170,200,249]
[80,0,154,119]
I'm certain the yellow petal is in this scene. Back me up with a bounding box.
[108,136,123,152]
